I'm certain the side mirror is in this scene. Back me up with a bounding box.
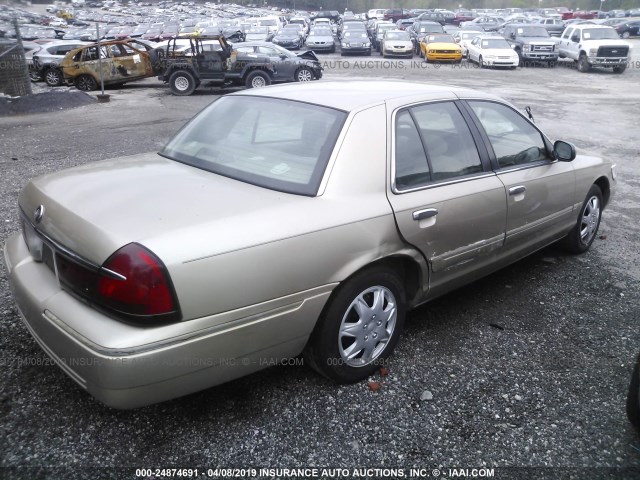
[554,140,576,161]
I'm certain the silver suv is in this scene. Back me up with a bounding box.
[30,40,89,86]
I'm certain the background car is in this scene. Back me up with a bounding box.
[340,30,372,56]
[305,27,335,53]
[419,33,462,62]
[453,29,484,57]
[234,42,322,82]
[271,24,304,49]
[466,35,519,68]
[408,20,445,53]
[30,40,89,86]
[380,29,413,58]
[615,20,640,38]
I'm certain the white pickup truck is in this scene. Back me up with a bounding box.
[558,24,631,73]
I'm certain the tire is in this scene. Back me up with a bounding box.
[479,55,485,68]
[627,355,640,432]
[304,267,406,383]
[561,185,603,254]
[613,64,627,74]
[577,54,590,73]
[44,68,63,87]
[75,74,97,91]
[245,70,271,89]
[622,31,630,39]
[169,70,196,96]
[547,60,556,68]
[29,70,42,82]
[295,66,314,82]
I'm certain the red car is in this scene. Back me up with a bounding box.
[453,10,476,25]
[562,10,596,20]
[383,9,411,23]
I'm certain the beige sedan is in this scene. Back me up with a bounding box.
[4,81,615,408]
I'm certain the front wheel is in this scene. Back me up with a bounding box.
[479,55,485,68]
[75,74,97,91]
[621,31,630,39]
[613,64,627,74]
[577,54,591,73]
[304,267,406,383]
[245,70,271,88]
[561,184,603,254]
[169,70,196,96]
[295,66,313,82]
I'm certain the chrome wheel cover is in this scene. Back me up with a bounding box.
[580,195,600,245]
[338,286,397,367]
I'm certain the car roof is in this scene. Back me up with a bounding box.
[231,81,497,112]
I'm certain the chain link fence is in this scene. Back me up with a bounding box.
[0,19,32,97]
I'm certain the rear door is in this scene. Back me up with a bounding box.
[386,100,507,291]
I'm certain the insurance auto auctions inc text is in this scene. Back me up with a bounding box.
[239,467,495,478]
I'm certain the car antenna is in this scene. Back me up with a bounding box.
[525,106,535,123]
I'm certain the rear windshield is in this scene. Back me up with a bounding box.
[161,96,347,196]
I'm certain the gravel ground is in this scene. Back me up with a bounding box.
[1,49,640,480]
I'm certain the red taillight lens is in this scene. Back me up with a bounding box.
[97,243,180,321]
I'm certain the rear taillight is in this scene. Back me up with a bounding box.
[98,243,179,320]
[57,243,180,324]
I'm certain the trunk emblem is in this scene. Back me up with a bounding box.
[34,205,45,224]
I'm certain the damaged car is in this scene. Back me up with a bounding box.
[60,39,156,91]
[234,42,322,83]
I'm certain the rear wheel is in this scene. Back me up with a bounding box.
[621,31,630,39]
[245,70,271,89]
[75,74,97,91]
[44,68,63,87]
[561,184,602,254]
[305,267,406,383]
[169,70,196,96]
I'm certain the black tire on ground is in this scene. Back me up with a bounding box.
[621,31,630,39]
[479,55,485,68]
[28,69,42,82]
[169,70,196,96]
[245,69,271,89]
[560,184,603,254]
[304,266,406,383]
[44,68,63,87]
[613,64,627,74]
[295,66,314,82]
[627,355,640,432]
[75,74,97,91]
[577,54,590,73]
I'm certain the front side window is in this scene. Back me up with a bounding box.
[161,96,347,196]
[394,101,483,189]
[468,101,551,168]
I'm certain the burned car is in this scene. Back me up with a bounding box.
[60,39,156,91]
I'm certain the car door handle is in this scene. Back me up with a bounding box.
[509,186,526,196]
[413,208,438,221]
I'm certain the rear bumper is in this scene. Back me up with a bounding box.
[4,231,331,409]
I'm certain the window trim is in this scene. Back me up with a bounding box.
[391,100,493,195]
[459,99,556,172]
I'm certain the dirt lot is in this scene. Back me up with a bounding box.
[1,45,640,480]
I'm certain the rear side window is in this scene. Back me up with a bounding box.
[468,101,551,168]
[394,101,483,189]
